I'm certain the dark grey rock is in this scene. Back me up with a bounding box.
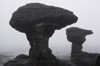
[66,27,93,58]
[4,3,78,66]
[10,3,78,33]
[66,27,99,66]
[95,55,100,66]
[9,3,78,58]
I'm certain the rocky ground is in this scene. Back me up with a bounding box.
[0,53,70,66]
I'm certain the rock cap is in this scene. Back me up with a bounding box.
[10,3,78,33]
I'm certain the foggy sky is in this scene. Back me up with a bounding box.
[0,0,100,55]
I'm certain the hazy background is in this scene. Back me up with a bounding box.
[0,0,100,55]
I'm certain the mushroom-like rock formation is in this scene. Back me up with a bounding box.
[66,27,100,66]
[66,27,93,58]
[4,3,78,66]
[10,3,78,58]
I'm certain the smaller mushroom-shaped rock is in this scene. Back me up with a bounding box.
[66,27,93,58]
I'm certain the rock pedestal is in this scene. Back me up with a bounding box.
[25,28,52,58]
[66,27,93,58]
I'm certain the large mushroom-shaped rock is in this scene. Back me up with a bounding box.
[66,27,93,58]
[10,3,78,58]
[5,3,78,66]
